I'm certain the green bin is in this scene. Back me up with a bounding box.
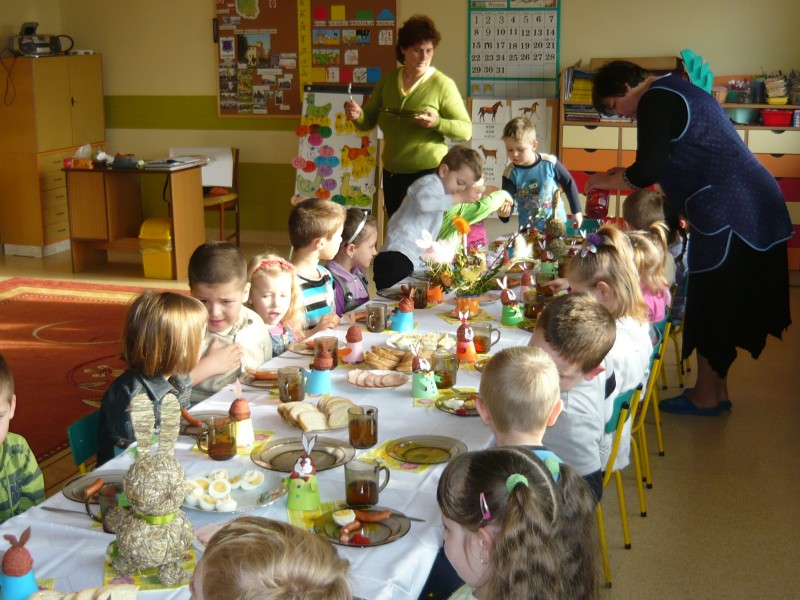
[139,218,174,279]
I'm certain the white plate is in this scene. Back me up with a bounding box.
[346,369,409,389]
[386,331,457,352]
[183,469,287,514]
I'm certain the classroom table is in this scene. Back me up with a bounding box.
[0,292,532,599]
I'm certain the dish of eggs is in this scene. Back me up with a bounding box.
[184,468,274,513]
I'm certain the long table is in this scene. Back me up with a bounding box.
[0,294,531,599]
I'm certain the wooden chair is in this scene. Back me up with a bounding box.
[203,147,240,247]
[67,411,100,474]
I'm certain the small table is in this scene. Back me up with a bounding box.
[64,165,205,280]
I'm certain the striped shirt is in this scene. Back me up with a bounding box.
[298,265,335,328]
[0,433,45,523]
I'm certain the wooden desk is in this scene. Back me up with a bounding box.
[64,165,205,279]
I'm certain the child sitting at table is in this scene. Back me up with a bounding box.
[328,207,378,315]
[248,253,306,357]
[190,515,352,600]
[627,223,672,323]
[437,447,598,600]
[529,293,617,503]
[189,242,272,403]
[0,353,45,522]
[476,346,563,465]
[98,291,207,465]
[289,198,346,335]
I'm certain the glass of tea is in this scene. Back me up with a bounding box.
[432,349,459,389]
[348,405,378,449]
[411,280,430,309]
[344,459,390,507]
[366,302,388,333]
[523,288,540,320]
[196,416,237,461]
[278,366,305,403]
[471,323,501,354]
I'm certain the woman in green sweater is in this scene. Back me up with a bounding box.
[344,15,472,217]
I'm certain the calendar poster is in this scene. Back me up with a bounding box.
[467,1,560,99]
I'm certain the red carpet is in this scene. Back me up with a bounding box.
[0,278,149,461]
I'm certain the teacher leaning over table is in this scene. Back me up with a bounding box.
[343,15,472,218]
[586,61,793,417]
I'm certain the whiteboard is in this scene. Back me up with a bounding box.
[169,147,234,187]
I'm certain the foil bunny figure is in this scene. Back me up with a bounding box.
[496,276,524,326]
[410,342,437,399]
[456,311,478,364]
[285,433,321,512]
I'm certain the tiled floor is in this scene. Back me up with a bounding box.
[3,247,798,598]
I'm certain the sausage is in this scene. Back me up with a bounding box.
[181,408,203,428]
[83,477,104,498]
[338,519,362,544]
[354,509,391,523]
[247,369,278,380]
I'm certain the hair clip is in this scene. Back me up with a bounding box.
[581,244,597,258]
[586,233,604,247]
[479,492,491,521]
[346,210,369,245]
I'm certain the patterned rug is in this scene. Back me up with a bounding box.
[0,278,147,461]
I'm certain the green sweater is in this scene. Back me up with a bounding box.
[354,68,472,174]
[0,433,45,523]
[438,190,512,240]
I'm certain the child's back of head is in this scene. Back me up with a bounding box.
[627,223,669,296]
[0,352,13,407]
[188,241,248,289]
[439,144,483,181]
[567,224,649,323]
[502,116,537,145]
[288,197,347,250]
[437,446,598,600]
[196,515,352,599]
[478,346,560,437]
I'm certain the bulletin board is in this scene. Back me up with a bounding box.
[214,0,397,117]
[467,0,561,99]
[292,86,379,206]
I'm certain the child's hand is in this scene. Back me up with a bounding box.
[207,338,245,374]
[541,278,570,293]
[308,313,340,336]
[571,211,584,229]
[498,199,513,218]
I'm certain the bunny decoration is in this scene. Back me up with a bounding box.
[285,433,321,512]
[410,343,437,399]
[455,311,478,364]
[340,312,364,364]
[496,276,524,326]
[105,393,193,586]
[388,287,415,332]
[305,338,334,395]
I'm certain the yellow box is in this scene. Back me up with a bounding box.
[139,218,174,279]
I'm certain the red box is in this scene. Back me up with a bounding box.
[760,109,792,127]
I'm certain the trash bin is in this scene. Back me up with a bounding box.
[139,218,174,279]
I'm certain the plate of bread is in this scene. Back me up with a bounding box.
[386,331,457,352]
[277,395,356,432]
[365,345,433,372]
[346,369,409,389]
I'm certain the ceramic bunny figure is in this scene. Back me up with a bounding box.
[285,433,321,512]
[496,276,524,326]
[106,393,193,586]
[456,311,478,364]
[410,343,437,399]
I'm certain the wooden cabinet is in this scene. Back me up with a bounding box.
[0,55,105,255]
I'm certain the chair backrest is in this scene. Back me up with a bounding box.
[605,385,639,435]
[67,411,100,471]
[169,146,238,190]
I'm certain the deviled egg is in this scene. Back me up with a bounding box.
[207,468,229,481]
[208,478,232,500]
[239,470,265,491]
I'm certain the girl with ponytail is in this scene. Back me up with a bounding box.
[436,446,598,600]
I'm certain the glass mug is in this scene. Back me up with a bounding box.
[472,323,501,354]
[523,288,540,320]
[432,349,459,390]
[366,302,388,333]
[84,481,126,534]
[278,366,306,402]
[314,336,339,369]
[196,416,238,461]
[411,280,430,309]
[348,405,378,449]
[344,459,390,507]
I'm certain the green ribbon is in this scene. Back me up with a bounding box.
[505,473,529,493]
[134,511,176,525]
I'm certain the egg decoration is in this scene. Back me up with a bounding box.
[208,478,232,499]
[239,470,265,491]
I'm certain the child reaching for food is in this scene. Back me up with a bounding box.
[97,291,207,465]
[627,223,672,323]
[328,207,378,315]
[436,446,598,600]
[247,253,307,357]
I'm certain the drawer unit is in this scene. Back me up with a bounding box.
[44,221,70,245]
[43,201,69,227]
[748,130,800,154]
[562,125,620,150]
[621,128,637,151]
[562,148,618,172]
[752,154,800,178]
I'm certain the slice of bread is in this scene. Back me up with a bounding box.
[297,410,329,432]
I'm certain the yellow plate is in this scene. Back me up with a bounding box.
[766,97,788,105]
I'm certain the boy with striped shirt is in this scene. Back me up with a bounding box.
[289,198,346,335]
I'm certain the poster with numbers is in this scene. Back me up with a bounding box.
[467,1,560,100]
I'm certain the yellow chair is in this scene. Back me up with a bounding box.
[67,411,100,474]
[203,147,240,247]
[597,385,642,587]
[662,279,691,390]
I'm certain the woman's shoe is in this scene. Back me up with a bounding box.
[659,394,722,416]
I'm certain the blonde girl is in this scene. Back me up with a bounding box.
[97,291,207,466]
[190,515,351,600]
[248,253,306,357]
[627,222,672,323]
[436,446,598,600]
[566,224,652,471]
[328,207,378,315]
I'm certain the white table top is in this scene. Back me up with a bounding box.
[0,293,532,599]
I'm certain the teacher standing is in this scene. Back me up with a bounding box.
[344,15,472,218]
[587,61,793,417]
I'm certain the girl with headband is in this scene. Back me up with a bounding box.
[436,446,598,600]
[247,253,306,357]
[328,207,378,315]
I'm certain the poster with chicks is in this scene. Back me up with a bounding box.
[293,88,378,206]
[214,0,397,117]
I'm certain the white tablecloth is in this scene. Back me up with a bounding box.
[0,294,531,599]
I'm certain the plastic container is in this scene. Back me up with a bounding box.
[724,107,759,124]
[139,218,174,279]
[760,109,792,127]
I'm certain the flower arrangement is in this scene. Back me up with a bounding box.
[416,216,506,297]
